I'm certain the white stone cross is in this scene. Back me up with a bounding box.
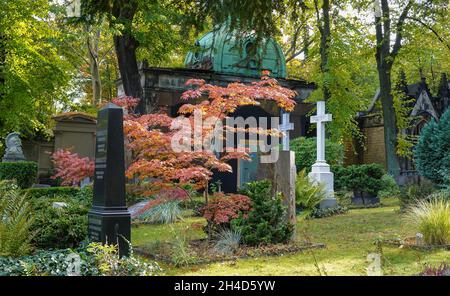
[279,110,294,151]
[310,101,332,162]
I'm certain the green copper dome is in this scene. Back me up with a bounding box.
[184,25,286,78]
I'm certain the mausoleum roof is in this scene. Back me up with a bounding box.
[184,25,286,78]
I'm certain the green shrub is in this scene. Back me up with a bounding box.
[290,137,344,172]
[74,185,93,207]
[378,174,401,198]
[30,197,88,249]
[24,186,80,200]
[405,198,450,245]
[0,162,37,188]
[332,165,347,191]
[0,181,35,257]
[414,108,450,184]
[232,180,293,245]
[339,164,385,196]
[295,169,326,218]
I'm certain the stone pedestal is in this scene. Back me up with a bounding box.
[308,161,337,209]
[273,150,296,240]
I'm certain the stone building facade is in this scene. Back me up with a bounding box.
[346,73,450,184]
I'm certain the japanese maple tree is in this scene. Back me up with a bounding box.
[50,149,94,186]
[119,72,297,197]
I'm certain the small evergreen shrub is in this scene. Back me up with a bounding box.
[332,165,347,191]
[378,174,401,198]
[0,162,37,188]
[290,137,343,172]
[30,197,88,249]
[232,180,293,245]
[339,164,385,196]
[414,108,450,184]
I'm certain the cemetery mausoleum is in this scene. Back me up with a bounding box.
[117,25,316,192]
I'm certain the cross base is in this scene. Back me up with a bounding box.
[308,161,337,209]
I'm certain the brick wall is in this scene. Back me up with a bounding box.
[362,126,386,169]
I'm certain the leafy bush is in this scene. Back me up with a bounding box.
[338,164,385,196]
[74,185,93,207]
[309,205,349,219]
[295,169,326,218]
[0,243,161,276]
[414,108,450,184]
[378,174,401,198]
[0,162,37,188]
[135,200,183,224]
[232,180,293,245]
[213,229,242,255]
[0,181,34,257]
[291,137,343,172]
[24,186,80,200]
[405,198,450,245]
[202,193,252,235]
[30,197,88,249]
[332,165,347,191]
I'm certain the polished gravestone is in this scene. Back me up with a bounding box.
[88,103,131,257]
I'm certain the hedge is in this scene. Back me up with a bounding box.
[24,186,80,200]
[0,161,37,188]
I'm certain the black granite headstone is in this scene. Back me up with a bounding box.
[88,103,131,257]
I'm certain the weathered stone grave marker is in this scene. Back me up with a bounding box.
[273,109,297,239]
[88,103,131,257]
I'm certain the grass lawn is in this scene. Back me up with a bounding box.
[132,198,449,275]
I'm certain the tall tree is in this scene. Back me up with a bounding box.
[371,0,448,176]
[0,0,73,139]
[373,0,413,176]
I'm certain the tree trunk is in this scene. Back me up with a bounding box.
[114,33,141,100]
[0,33,6,101]
[87,29,102,106]
[112,1,143,112]
[320,0,331,101]
[378,66,401,176]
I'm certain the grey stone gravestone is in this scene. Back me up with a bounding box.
[2,132,26,162]
[88,103,131,257]
[272,110,296,240]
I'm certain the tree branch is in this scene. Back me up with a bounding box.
[406,16,450,51]
[391,0,413,59]
[285,39,314,62]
